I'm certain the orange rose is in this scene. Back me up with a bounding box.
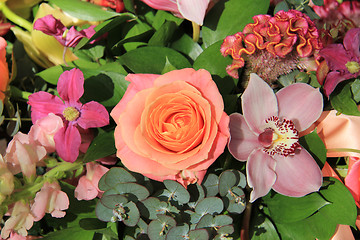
[0,36,8,102]
[110,68,230,186]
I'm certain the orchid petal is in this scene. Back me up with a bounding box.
[54,124,81,163]
[141,0,179,13]
[228,113,261,161]
[242,73,278,134]
[272,149,322,197]
[247,149,277,202]
[276,83,323,131]
[77,101,109,129]
[343,27,360,58]
[177,0,210,25]
[28,92,65,124]
[57,68,84,103]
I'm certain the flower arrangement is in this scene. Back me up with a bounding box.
[0,0,359,239]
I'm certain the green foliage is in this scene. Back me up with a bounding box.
[330,80,360,116]
[95,167,247,239]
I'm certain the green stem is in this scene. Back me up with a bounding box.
[10,86,32,100]
[192,22,200,42]
[327,148,360,154]
[0,2,33,32]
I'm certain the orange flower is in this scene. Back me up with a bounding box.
[0,36,8,102]
[110,68,229,186]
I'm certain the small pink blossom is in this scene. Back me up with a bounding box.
[141,0,211,25]
[228,74,323,202]
[0,155,14,197]
[1,202,34,239]
[74,162,108,200]
[31,181,69,221]
[28,113,64,153]
[28,68,109,163]
[33,15,96,48]
[4,132,46,180]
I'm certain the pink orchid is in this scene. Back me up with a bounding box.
[74,162,109,200]
[28,113,64,153]
[228,73,323,202]
[141,0,211,25]
[319,27,360,97]
[28,68,109,163]
[4,132,47,180]
[31,181,69,221]
[0,202,34,239]
[33,14,96,48]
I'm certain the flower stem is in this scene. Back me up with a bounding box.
[192,22,200,42]
[10,86,32,100]
[0,2,33,32]
[327,148,360,154]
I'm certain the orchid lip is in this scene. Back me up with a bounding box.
[259,116,301,157]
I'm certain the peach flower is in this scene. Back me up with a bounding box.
[110,68,229,186]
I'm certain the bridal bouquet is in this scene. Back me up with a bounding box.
[0,0,359,239]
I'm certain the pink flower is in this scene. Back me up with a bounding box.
[228,73,323,202]
[110,68,229,186]
[74,162,108,200]
[28,113,64,153]
[4,132,47,180]
[0,202,34,239]
[319,28,360,97]
[0,155,14,197]
[141,0,211,25]
[31,181,69,221]
[28,68,109,163]
[345,157,360,208]
[33,15,96,48]
[86,0,125,12]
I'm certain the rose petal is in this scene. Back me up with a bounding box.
[272,148,322,197]
[247,149,277,202]
[276,83,323,131]
[228,113,261,161]
[242,73,278,134]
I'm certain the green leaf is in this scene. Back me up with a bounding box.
[140,197,168,219]
[166,224,189,240]
[104,182,150,201]
[274,1,289,14]
[225,186,246,214]
[218,170,239,196]
[163,180,190,204]
[83,130,116,163]
[148,21,178,46]
[312,0,324,6]
[99,167,137,191]
[41,227,95,240]
[262,191,329,223]
[161,57,177,74]
[249,207,281,240]
[151,10,183,30]
[48,0,121,21]
[351,78,360,103]
[188,229,209,240]
[123,201,140,227]
[171,34,203,61]
[330,81,360,116]
[148,215,176,240]
[119,46,191,74]
[195,197,224,216]
[299,129,327,169]
[202,173,219,197]
[202,0,270,47]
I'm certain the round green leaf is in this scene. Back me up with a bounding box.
[225,186,246,214]
[147,215,176,240]
[165,224,189,240]
[105,183,150,201]
[141,197,168,220]
[123,201,140,227]
[195,197,224,216]
[218,170,238,196]
[196,214,213,229]
[99,167,137,191]
[95,201,115,222]
[202,173,219,197]
[188,229,209,240]
[100,194,128,209]
[163,180,190,204]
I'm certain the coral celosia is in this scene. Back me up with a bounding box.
[221,10,322,84]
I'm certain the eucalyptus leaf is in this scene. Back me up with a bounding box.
[188,229,209,240]
[140,197,168,219]
[99,167,137,191]
[165,224,189,240]
[123,201,140,227]
[195,197,224,216]
[147,214,176,240]
[104,182,150,201]
[202,173,219,197]
[351,78,360,103]
[225,186,246,214]
[163,180,190,204]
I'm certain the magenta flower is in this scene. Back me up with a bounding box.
[228,74,323,202]
[141,0,211,25]
[28,68,109,163]
[319,27,360,97]
[33,14,96,48]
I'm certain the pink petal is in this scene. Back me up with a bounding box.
[343,27,360,58]
[82,25,96,39]
[242,73,278,134]
[141,0,180,13]
[54,124,81,163]
[75,176,98,200]
[57,68,84,104]
[247,149,277,202]
[33,15,66,45]
[77,101,109,129]
[272,148,322,197]
[177,0,210,25]
[228,113,261,161]
[319,44,349,71]
[64,26,87,48]
[323,71,354,97]
[345,159,360,207]
[28,92,65,124]
[276,83,323,131]
[110,73,158,124]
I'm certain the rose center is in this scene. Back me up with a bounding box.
[63,107,80,121]
[258,116,300,156]
[345,61,360,74]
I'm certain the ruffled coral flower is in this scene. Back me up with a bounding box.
[228,73,323,202]
[221,10,322,85]
[318,27,360,97]
[28,68,109,163]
